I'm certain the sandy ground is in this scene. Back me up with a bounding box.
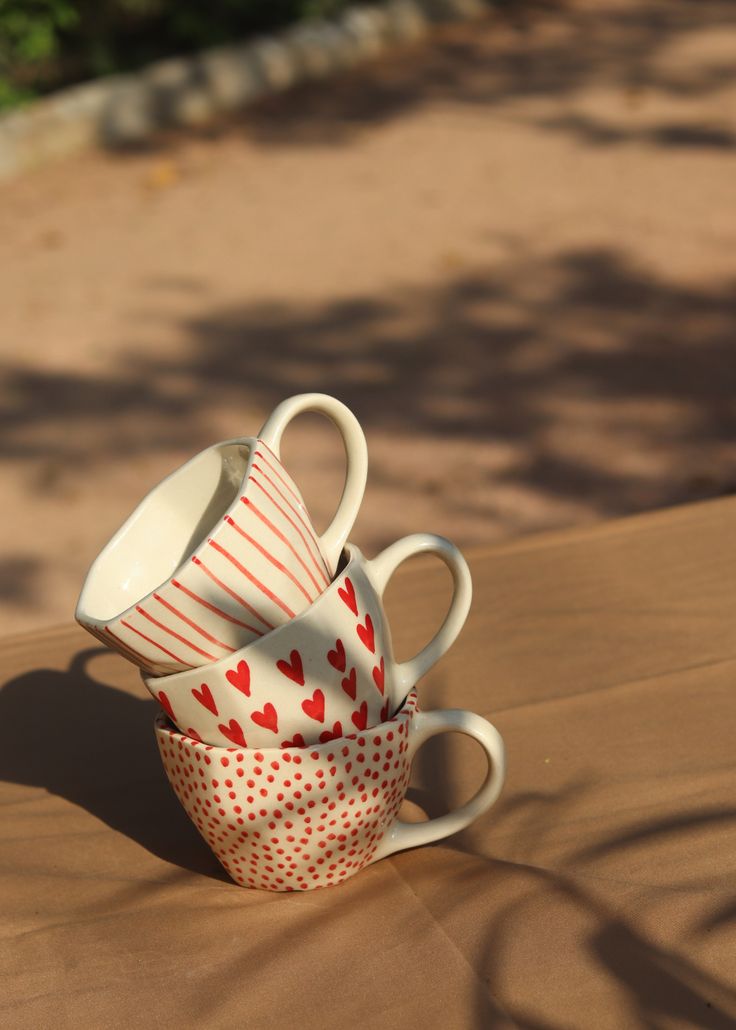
[0,0,735,636]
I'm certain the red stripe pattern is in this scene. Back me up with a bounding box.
[81,438,333,675]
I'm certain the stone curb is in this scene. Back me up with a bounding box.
[0,0,488,182]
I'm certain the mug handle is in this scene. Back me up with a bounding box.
[371,708,506,862]
[367,533,472,694]
[258,394,368,570]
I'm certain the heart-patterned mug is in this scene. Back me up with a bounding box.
[145,534,472,749]
[76,393,368,675]
[155,689,505,890]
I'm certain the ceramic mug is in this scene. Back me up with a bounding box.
[76,394,368,675]
[145,534,472,749]
[155,689,505,890]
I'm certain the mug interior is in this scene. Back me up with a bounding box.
[79,442,250,621]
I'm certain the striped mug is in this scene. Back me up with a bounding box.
[76,393,368,675]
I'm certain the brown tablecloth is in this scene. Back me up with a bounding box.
[1,499,735,1028]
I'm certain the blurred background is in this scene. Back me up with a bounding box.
[0,0,734,636]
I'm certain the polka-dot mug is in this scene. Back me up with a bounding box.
[155,689,505,891]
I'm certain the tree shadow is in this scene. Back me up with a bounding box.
[475,854,736,1028]
[1,243,735,614]
[426,779,736,1027]
[231,0,736,153]
[3,242,733,491]
[105,1,736,155]
[0,647,227,881]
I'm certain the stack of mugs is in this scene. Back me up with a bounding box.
[76,394,505,891]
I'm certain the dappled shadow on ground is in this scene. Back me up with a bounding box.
[95,0,736,163]
[470,796,736,1028]
[2,244,735,524]
[404,754,736,1028]
[116,0,736,156]
[230,0,736,153]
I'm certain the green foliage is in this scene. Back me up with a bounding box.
[0,0,360,112]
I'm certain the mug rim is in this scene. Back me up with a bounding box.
[143,541,366,691]
[76,435,260,627]
[154,685,417,756]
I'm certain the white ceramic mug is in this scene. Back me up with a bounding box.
[146,534,472,749]
[76,394,368,675]
[155,689,505,891]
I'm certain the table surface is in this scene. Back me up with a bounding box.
[1,498,735,1029]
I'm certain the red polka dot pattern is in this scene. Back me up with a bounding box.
[155,690,420,892]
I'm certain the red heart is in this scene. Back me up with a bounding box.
[282,733,306,748]
[251,703,279,735]
[327,638,346,672]
[186,727,203,741]
[372,656,385,695]
[380,700,390,722]
[319,721,343,744]
[357,613,375,653]
[157,690,175,721]
[341,667,357,700]
[277,649,304,686]
[337,577,358,615]
[301,689,325,723]
[192,682,218,716]
[226,660,251,696]
[351,700,368,731]
[219,719,247,747]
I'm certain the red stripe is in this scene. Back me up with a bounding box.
[136,605,218,661]
[207,538,296,619]
[249,473,330,587]
[86,622,145,666]
[172,578,266,635]
[99,625,154,669]
[190,558,274,630]
[253,452,325,555]
[120,618,191,667]
[153,593,236,652]
[225,515,315,604]
[255,444,305,508]
[252,460,329,580]
[240,497,324,596]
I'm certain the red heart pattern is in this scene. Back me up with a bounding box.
[226,660,251,696]
[281,732,306,748]
[157,690,175,721]
[301,689,325,723]
[337,577,358,615]
[341,667,357,700]
[319,721,343,744]
[327,639,346,672]
[192,683,218,716]
[219,719,247,747]
[155,691,418,891]
[251,703,279,735]
[357,614,375,654]
[351,700,368,731]
[157,568,398,750]
[372,656,385,695]
[277,649,305,686]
